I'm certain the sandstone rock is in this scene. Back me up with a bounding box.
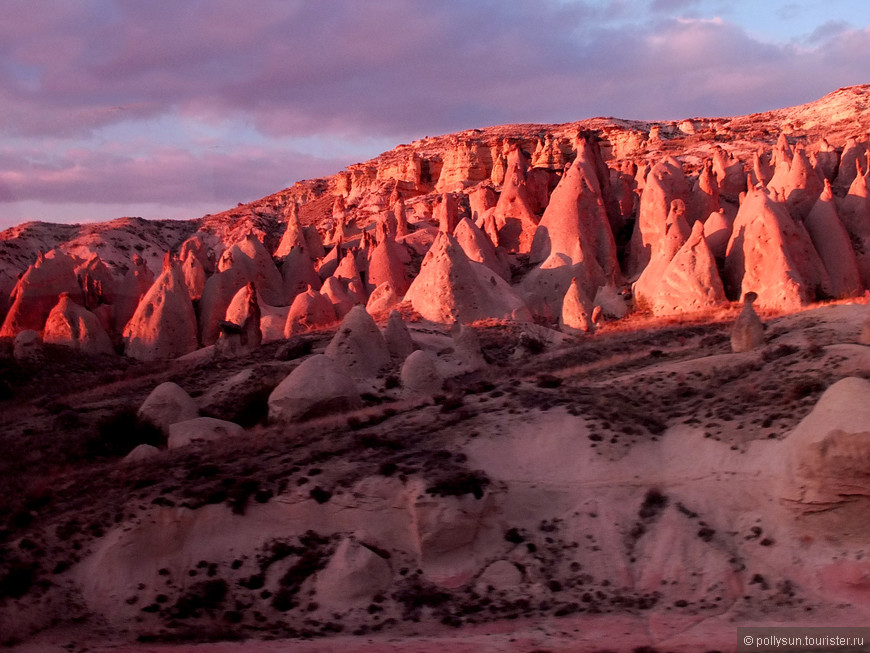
[332,251,368,305]
[530,138,620,288]
[197,366,287,425]
[268,354,361,422]
[368,230,410,295]
[519,252,597,322]
[689,159,719,224]
[274,203,307,258]
[180,250,206,302]
[780,377,870,518]
[702,209,733,259]
[317,242,344,280]
[324,305,390,379]
[839,170,870,289]
[835,137,867,190]
[559,277,594,334]
[633,199,691,309]
[711,146,745,201]
[122,444,161,463]
[76,254,118,309]
[593,284,629,321]
[476,560,523,591]
[284,286,337,336]
[365,281,401,321]
[138,381,199,431]
[320,276,357,319]
[313,537,392,610]
[123,254,199,360]
[730,292,764,353]
[492,145,540,253]
[384,310,416,361]
[643,221,726,315]
[804,180,863,298]
[433,192,462,235]
[280,246,321,300]
[627,158,691,278]
[43,292,114,355]
[217,282,262,356]
[467,183,497,223]
[179,233,217,274]
[13,330,42,361]
[401,350,443,396]
[453,216,510,281]
[167,417,245,449]
[404,232,531,325]
[435,139,491,193]
[783,145,825,221]
[216,234,284,305]
[724,187,830,310]
[0,249,81,337]
[114,254,155,336]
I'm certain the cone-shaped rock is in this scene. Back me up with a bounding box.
[404,232,531,324]
[689,160,720,224]
[114,254,155,337]
[559,277,594,334]
[324,305,390,379]
[43,293,114,355]
[274,203,307,258]
[804,181,862,298]
[453,216,510,281]
[520,252,600,322]
[181,250,206,302]
[384,310,416,361]
[627,158,690,278]
[365,281,401,321]
[138,381,199,432]
[282,246,321,299]
[646,221,726,315]
[368,233,410,295]
[530,139,620,286]
[634,199,691,308]
[268,354,361,422]
[0,249,81,337]
[724,188,830,310]
[123,254,198,360]
[703,209,734,259]
[401,350,443,396]
[217,235,284,305]
[492,145,540,253]
[284,286,337,337]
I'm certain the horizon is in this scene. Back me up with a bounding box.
[1,0,869,231]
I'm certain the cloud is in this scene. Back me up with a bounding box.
[0,1,868,228]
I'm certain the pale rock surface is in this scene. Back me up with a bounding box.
[384,310,416,361]
[467,183,497,223]
[274,203,307,258]
[365,281,401,321]
[689,159,719,224]
[593,284,629,321]
[0,249,81,337]
[633,198,691,309]
[404,232,531,324]
[284,286,337,336]
[711,146,746,201]
[779,377,870,522]
[180,249,206,302]
[324,305,390,379]
[702,209,734,259]
[43,292,114,355]
[559,277,594,334]
[268,354,362,422]
[433,192,462,235]
[217,234,284,305]
[435,140,490,192]
[835,137,867,190]
[783,145,825,221]
[452,216,510,281]
[167,417,245,449]
[492,145,540,253]
[804,180,862,298]
[400,349,443,396]
[320,276,357,319]
[724,187,830,310]
[123,254,199,361]
[730,292,764,353]
[839,170,870,288]
[122,444,160,463]
[367,229,410,294]
[332,251,368,305]
[317,242,344,281]
[529,138,620,288]
[476,560,523,591]
[138,381,199,432]
[12,329,42,361]
[520,252,598,322]
[281,247,321,300]
[627,158,691,278]
[644,221,726,315]
[313,537,393,610]
[114,254,155,337]
[217,282,262,355]
[76,253,118,308]
[178,233,217,274]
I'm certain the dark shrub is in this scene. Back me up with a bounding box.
[84,407,164,458]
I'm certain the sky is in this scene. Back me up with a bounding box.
[0,0,868,231]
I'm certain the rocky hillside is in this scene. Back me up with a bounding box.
[2,84,870,652]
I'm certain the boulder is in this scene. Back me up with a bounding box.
[324,305,390,379]
[167,417,244,449]
[365,281,402,321]
[43,293,114,355]
[401,350,443,396]
[12,330,42,361]
[313,537,392,610]
[268,354,361,422]
[138,381,199,431]
[122,444,161,463]
[123,254,199,361]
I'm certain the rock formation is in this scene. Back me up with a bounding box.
[268,354,362,422]
[403,232,531,324]
[284,286,337,336]
[730,291,764,352]
[323,305,390,380]
[559,277,594,334]
[804,180,862,298]
[400,349,443,396]
[492,145,540,253]
[167,417,245,449]
[138,381,199,432]
[123,254,199,361]
[43,292,114,355]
